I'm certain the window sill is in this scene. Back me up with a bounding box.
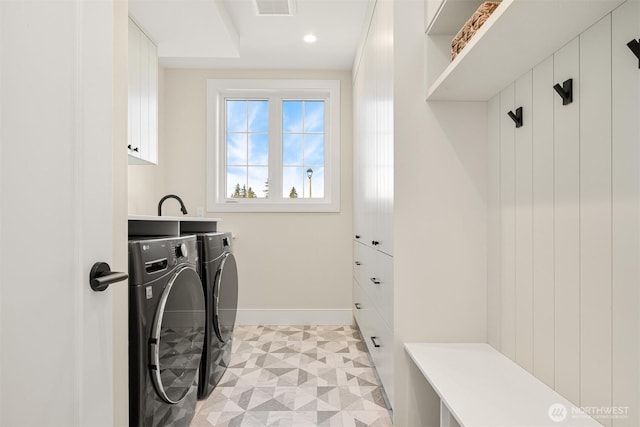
[208,200,340,213]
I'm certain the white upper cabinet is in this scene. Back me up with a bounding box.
[128,18,158,165]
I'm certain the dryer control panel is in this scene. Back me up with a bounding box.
[128,235,198,285]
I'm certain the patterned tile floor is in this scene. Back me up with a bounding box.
[192,325,393,427]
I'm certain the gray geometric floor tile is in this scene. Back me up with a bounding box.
[193,325,393,426]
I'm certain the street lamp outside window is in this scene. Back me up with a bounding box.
[307,168,313,198]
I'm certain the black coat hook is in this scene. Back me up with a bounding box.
[553,78,573,105]
[507,107,523,128]
[627,39,640,68]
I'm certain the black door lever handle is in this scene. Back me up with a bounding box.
[90,262,128,292]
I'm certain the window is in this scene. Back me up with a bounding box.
[207,79,340,212]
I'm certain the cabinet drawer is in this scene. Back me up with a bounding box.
[361,305,394,407]
[353,240,367,284]
[375,251,394,329]
[352,278,372,336]
[362,251,393,329]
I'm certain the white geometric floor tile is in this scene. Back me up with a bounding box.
[193,325,393,426]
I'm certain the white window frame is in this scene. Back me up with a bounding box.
[207,79,341,213]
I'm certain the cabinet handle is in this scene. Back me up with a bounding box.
[370,277,380,284]
[134,147,139,152]
[354,303,362,310]
[127,144,132,150]
[372,240,379,246]
[355,235,361,239]
[370,336,381,348]
[355,261,361,266]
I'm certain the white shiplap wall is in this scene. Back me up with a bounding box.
[487,2,639,426]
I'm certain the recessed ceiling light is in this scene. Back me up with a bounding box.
[304,34,317,44]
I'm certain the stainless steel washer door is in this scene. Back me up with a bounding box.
[213,253,238,343]
[149,266,205,404]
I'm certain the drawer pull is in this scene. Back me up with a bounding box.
[355,235,361,239]
[372,240,380,246]
[370,277,380,284]
[355,261,361,266]
[370,336,381,348]
[354,303,362,310]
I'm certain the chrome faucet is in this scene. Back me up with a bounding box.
[158,194,188,216]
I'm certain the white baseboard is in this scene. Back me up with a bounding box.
[235,309,353,325]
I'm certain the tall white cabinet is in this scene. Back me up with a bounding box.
[352,0,395,408]
[128,18,158,165]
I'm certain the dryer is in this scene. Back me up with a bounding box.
[194,232,238,399]
[128,235,205,427]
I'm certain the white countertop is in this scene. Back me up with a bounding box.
[404,343,601,427]
[128,215,222,222]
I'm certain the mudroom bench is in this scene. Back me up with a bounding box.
[404,343,601,427]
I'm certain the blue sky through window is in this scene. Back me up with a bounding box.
[282,100,325,198]
[225,98,325,199]
[226,100,269,198]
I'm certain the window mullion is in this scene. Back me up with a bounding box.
[220,96,228,201]
[268,95,282,201]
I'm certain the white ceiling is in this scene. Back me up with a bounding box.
[129,0,371,70]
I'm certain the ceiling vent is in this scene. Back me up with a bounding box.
[254,0,297,16]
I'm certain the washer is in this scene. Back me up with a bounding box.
[194,232,238,400]
[128,235,205,427]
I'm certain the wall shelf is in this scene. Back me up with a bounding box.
[128,215,221,237]
[426,0,485,35]
[425,0,625,101]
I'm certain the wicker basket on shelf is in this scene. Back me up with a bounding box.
[451,1,500,61]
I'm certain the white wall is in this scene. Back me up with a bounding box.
[390,0,489,424]
[487,3,640,425]
[128,69,354,322]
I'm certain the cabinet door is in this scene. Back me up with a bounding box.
[353,65,366,242]
[128,18,142,160]
[373,5,394,256]
[146,38,158,164]
[139,29,150,160]
[128,18,158,165]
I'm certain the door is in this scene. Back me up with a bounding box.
[0,2,125,426]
